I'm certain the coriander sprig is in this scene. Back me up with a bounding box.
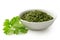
[3,16,28,35]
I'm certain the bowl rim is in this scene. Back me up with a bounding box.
[19,9,56,23]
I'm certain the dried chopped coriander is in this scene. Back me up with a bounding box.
[21,10,53,22]
[3,16,28,35]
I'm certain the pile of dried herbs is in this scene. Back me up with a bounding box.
[21,10,53,22]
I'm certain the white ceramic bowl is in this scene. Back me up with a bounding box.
[19,9,56,30]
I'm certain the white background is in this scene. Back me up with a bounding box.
[0,0,60,40]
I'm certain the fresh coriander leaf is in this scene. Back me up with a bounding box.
[10,17,16,25]
[3,19,10,26]
[20,28,28,33]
